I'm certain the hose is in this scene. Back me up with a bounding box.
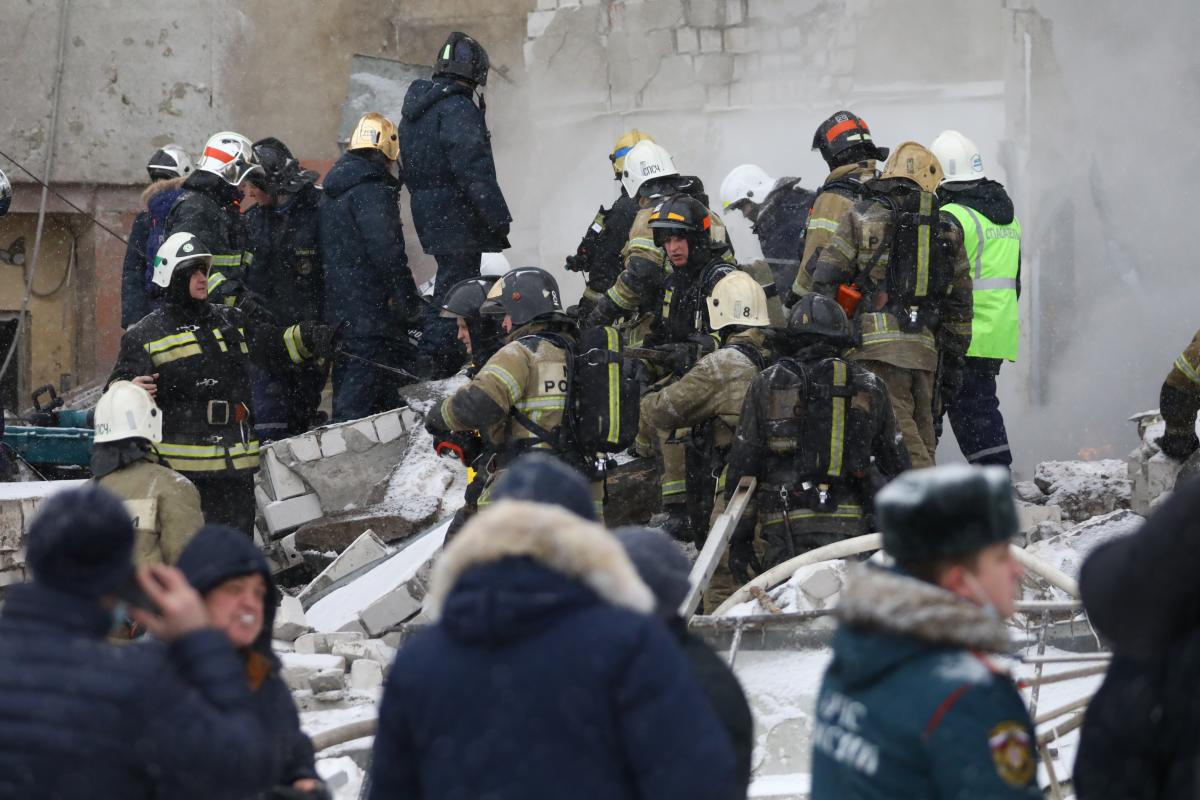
[29,233,75,299]
[310,717,378,753]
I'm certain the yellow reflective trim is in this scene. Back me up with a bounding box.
[284,325,304,364]
[606,327,620,445]
[480,364,521,404]
[145,331,198,354]
[829,360,846,477]
[915,192,932,297]
[210,254,242,267]
[212,328,228,353]
[806,217,841,234]
[155,442,225,457]
[765,504,864,523]
[229,441,261,457]
[160,456,229,472]
[440,397,463,430]
[1175,354,1200,386]
[230,454,260,470]
[666,212,686,222]
[150,344,202,366]
[515,397,566,412]
[661,480,687,497]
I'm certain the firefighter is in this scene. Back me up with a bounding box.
[243,136,326,440]
[438,277,505,376]
[1157,328,1200,462]
[800,142,973,468]
[424,267,601,524]
[811,466,1038,798]
[931,130,1022,468]
[723,294,909,585]
[566,130,655,319]
[639,270,771,551]
[165,131,262,307]
[720,163,814,293]
[108,233,339,534]
[90,380,203,565]
[789,111,890,302]
[122,145,193,329]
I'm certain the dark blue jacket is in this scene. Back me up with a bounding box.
[399,77,511,254]
[177,525,318,795]
[245,181,324,324]
[368,500,740,800]
[754,178,813,267]
[320,151,418,337]
[0,582,273,799]
[121,209,154,328]
[811,565,1040,800]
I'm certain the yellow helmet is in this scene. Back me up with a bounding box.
[610,129,655,177]
[349,112,400,161]
[880,141,944,193]
[706,271,770,331]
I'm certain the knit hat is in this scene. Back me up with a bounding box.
[25,484,135,597]
[878,465,1018,564]
[613,525,691,619]
[489,453,597,521]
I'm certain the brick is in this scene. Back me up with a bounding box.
[264,449,308,501]
[686,0,724,27]
[799,564,841,601]
[695,52,733,84]
[699,28,723,53]
[373,411,405,443]
[273,595,312,642]
[331,638,396,668]
[294,631,366,655]
[349,658,384,691]
[308,668,346,694]
[286,434,322,462]
[297,529,390,604]
[319,429,347,457]
[675,27,700,54]
[726,0,745,25]
[263,493,323,535]
[280,653,346,691]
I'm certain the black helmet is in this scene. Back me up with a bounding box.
[439,277,497,322]
[648,195,712,248]
[434,32,490,87]
[251,137,314,196]
[481,267,564,327]
[811,110,889,169]
[146,144,193,182]
[786,293,854,346]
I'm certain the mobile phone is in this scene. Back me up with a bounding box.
[115,570,161,615]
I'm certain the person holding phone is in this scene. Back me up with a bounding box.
[0,485,274,799]
[177,524,327,799]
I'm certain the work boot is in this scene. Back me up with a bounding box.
[651,506,695,544]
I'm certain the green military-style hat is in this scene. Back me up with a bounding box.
[878,465,1018,564]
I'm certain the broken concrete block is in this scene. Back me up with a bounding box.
[799,564,841,601]
[264,449,309,501]
[280,653,346,691]
[319,428,348,457]
[264,493,324,536]
[374,412,405,444]
[274,595,311,642]
[296,509,435,552]
[332,639,396,668]
[1026,520,1066,546]
[298,530,390,605]
[309,668,347,694]
[1016,501,1063,531]
[286,434,323,463]
[294,631,366,655]
[1014,481,1046,505]
[349,659,384,692]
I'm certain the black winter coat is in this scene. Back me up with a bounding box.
[245,182,324,324]
[121,210,154,328]
[399,77,511,254]
[570,190,641,296]
[1076,480,1200,798]
[320,151,418,338]
[177,525,318,794]
[166,171,253,304]
[0,583,274,799]
[369,500,741,800]
[754,178,813,269]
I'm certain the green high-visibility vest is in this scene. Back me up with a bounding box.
[942,203,1021,361]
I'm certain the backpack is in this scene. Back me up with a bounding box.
[510,326,640,463]
[858,180,954,332]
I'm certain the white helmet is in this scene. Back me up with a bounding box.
[0,167,10,216]
[480,252,511,277]
[930,130,987,183]
[93,381,163,444]
[147,144,194,181]
[620,140,679,198]
[197,131,263,186]
[152,232,212,289]
[720,164,776,211]
[706,271,770,331]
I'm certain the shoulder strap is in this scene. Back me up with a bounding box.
[721,342,766,371]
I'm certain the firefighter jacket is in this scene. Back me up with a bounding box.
[245,181,324,324]
[108,301,314,477]
[753,177,813,287]
[95,457,203,565]
[724,344,909,547]
[793,161,879,297]
[165,171,253,306]
[641,328,768,451]
[569,190,640,303]
[1162,328,1200,440]
[804,195,974,373]
[427,321,574,464]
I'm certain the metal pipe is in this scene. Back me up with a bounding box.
[1021,653,1111,664]
[1014,600,1083,613]
[1020,664,1107,688]
[1034,694,1093,726]
[310,718,379,753]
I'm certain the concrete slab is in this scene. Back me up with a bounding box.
[298,530,391,606]
[264,493,324,536]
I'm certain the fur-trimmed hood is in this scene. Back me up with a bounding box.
[141,176,187,208]
[427,500,655,644]
[835,564,1012,673]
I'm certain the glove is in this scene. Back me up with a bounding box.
[237,291,277,324]
[434,430,483,465]
[298,320,344,361]
[424,403,449,435]
[1157,431,1199,462]
[564,254,584,273]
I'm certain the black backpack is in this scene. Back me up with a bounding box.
[511,327,640,461]
[853,179,955,332]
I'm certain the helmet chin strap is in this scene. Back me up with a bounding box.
[475,86,487,117]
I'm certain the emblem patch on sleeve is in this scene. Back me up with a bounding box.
[989,721,1035,787]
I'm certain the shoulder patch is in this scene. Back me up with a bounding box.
[989,721,1035,787]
